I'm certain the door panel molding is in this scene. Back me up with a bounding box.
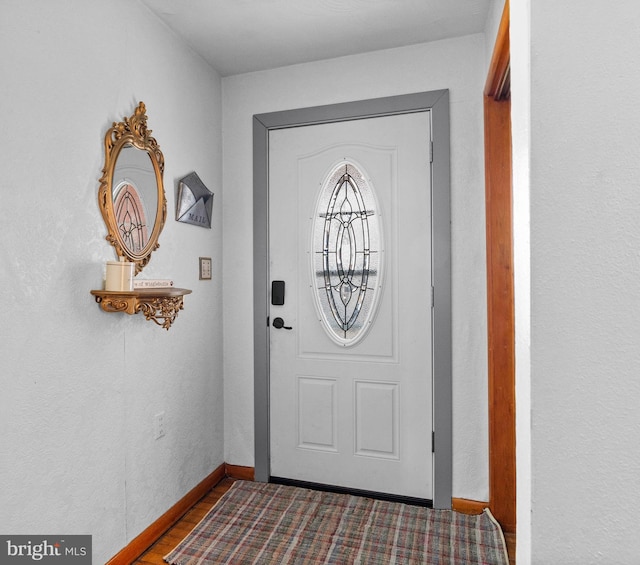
[253,90,452,508]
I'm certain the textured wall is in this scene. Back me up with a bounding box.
[0,1,224,562]
[222,34,490,501]
[526,1,640,562]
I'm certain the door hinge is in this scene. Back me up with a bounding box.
[432,431,435,453]
[431,286,435,308]
[429,140,433,163]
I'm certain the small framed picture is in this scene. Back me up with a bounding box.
[199,257,212,280]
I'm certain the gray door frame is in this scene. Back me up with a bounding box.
[253,90,452,509]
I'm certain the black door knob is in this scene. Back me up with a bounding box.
[272,317,292,330]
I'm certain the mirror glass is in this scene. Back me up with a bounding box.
[98,102,166,274]
[112,145,157,253]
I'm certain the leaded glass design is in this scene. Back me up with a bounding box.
[114,180,149,254]
[311,162,383,346]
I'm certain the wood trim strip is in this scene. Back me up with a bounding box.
[106,463,226,565]
[485,95,515,533]
[452,497,488,515]
[224,463,255,481]
[484,0,516,535]
[485,0,510,98]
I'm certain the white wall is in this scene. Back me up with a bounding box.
[0,1,223,562]
[522,1,640,562]
[222,34,490,501]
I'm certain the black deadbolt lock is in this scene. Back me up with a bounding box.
[271,280,285,305]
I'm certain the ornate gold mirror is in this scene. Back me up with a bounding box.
[92,102,191,330]
[98,102,166,274]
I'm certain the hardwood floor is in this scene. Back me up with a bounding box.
[134,477,237,564]
[504,532,516,565]
[134,477,516,564]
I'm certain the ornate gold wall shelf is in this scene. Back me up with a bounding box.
[90,288,192,330]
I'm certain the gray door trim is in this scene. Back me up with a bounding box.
[253,90,452,509]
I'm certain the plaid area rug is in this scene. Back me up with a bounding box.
[164,480,508,565]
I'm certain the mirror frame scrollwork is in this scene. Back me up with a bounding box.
[98,101,167,274]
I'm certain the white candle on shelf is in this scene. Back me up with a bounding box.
[105,257,134,291]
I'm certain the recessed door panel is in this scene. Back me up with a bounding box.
[297,377,337,452]
[354,380,399,459]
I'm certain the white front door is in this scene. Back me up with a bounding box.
[268,112,433,499]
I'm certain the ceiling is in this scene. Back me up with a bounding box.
[141,0,492,77]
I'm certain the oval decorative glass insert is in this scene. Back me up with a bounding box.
[113,180,149,254]
[311,161,383,346]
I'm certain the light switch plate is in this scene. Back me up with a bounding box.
[199,257,212,280]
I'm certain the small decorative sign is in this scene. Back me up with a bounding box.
[176,172,213,228]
